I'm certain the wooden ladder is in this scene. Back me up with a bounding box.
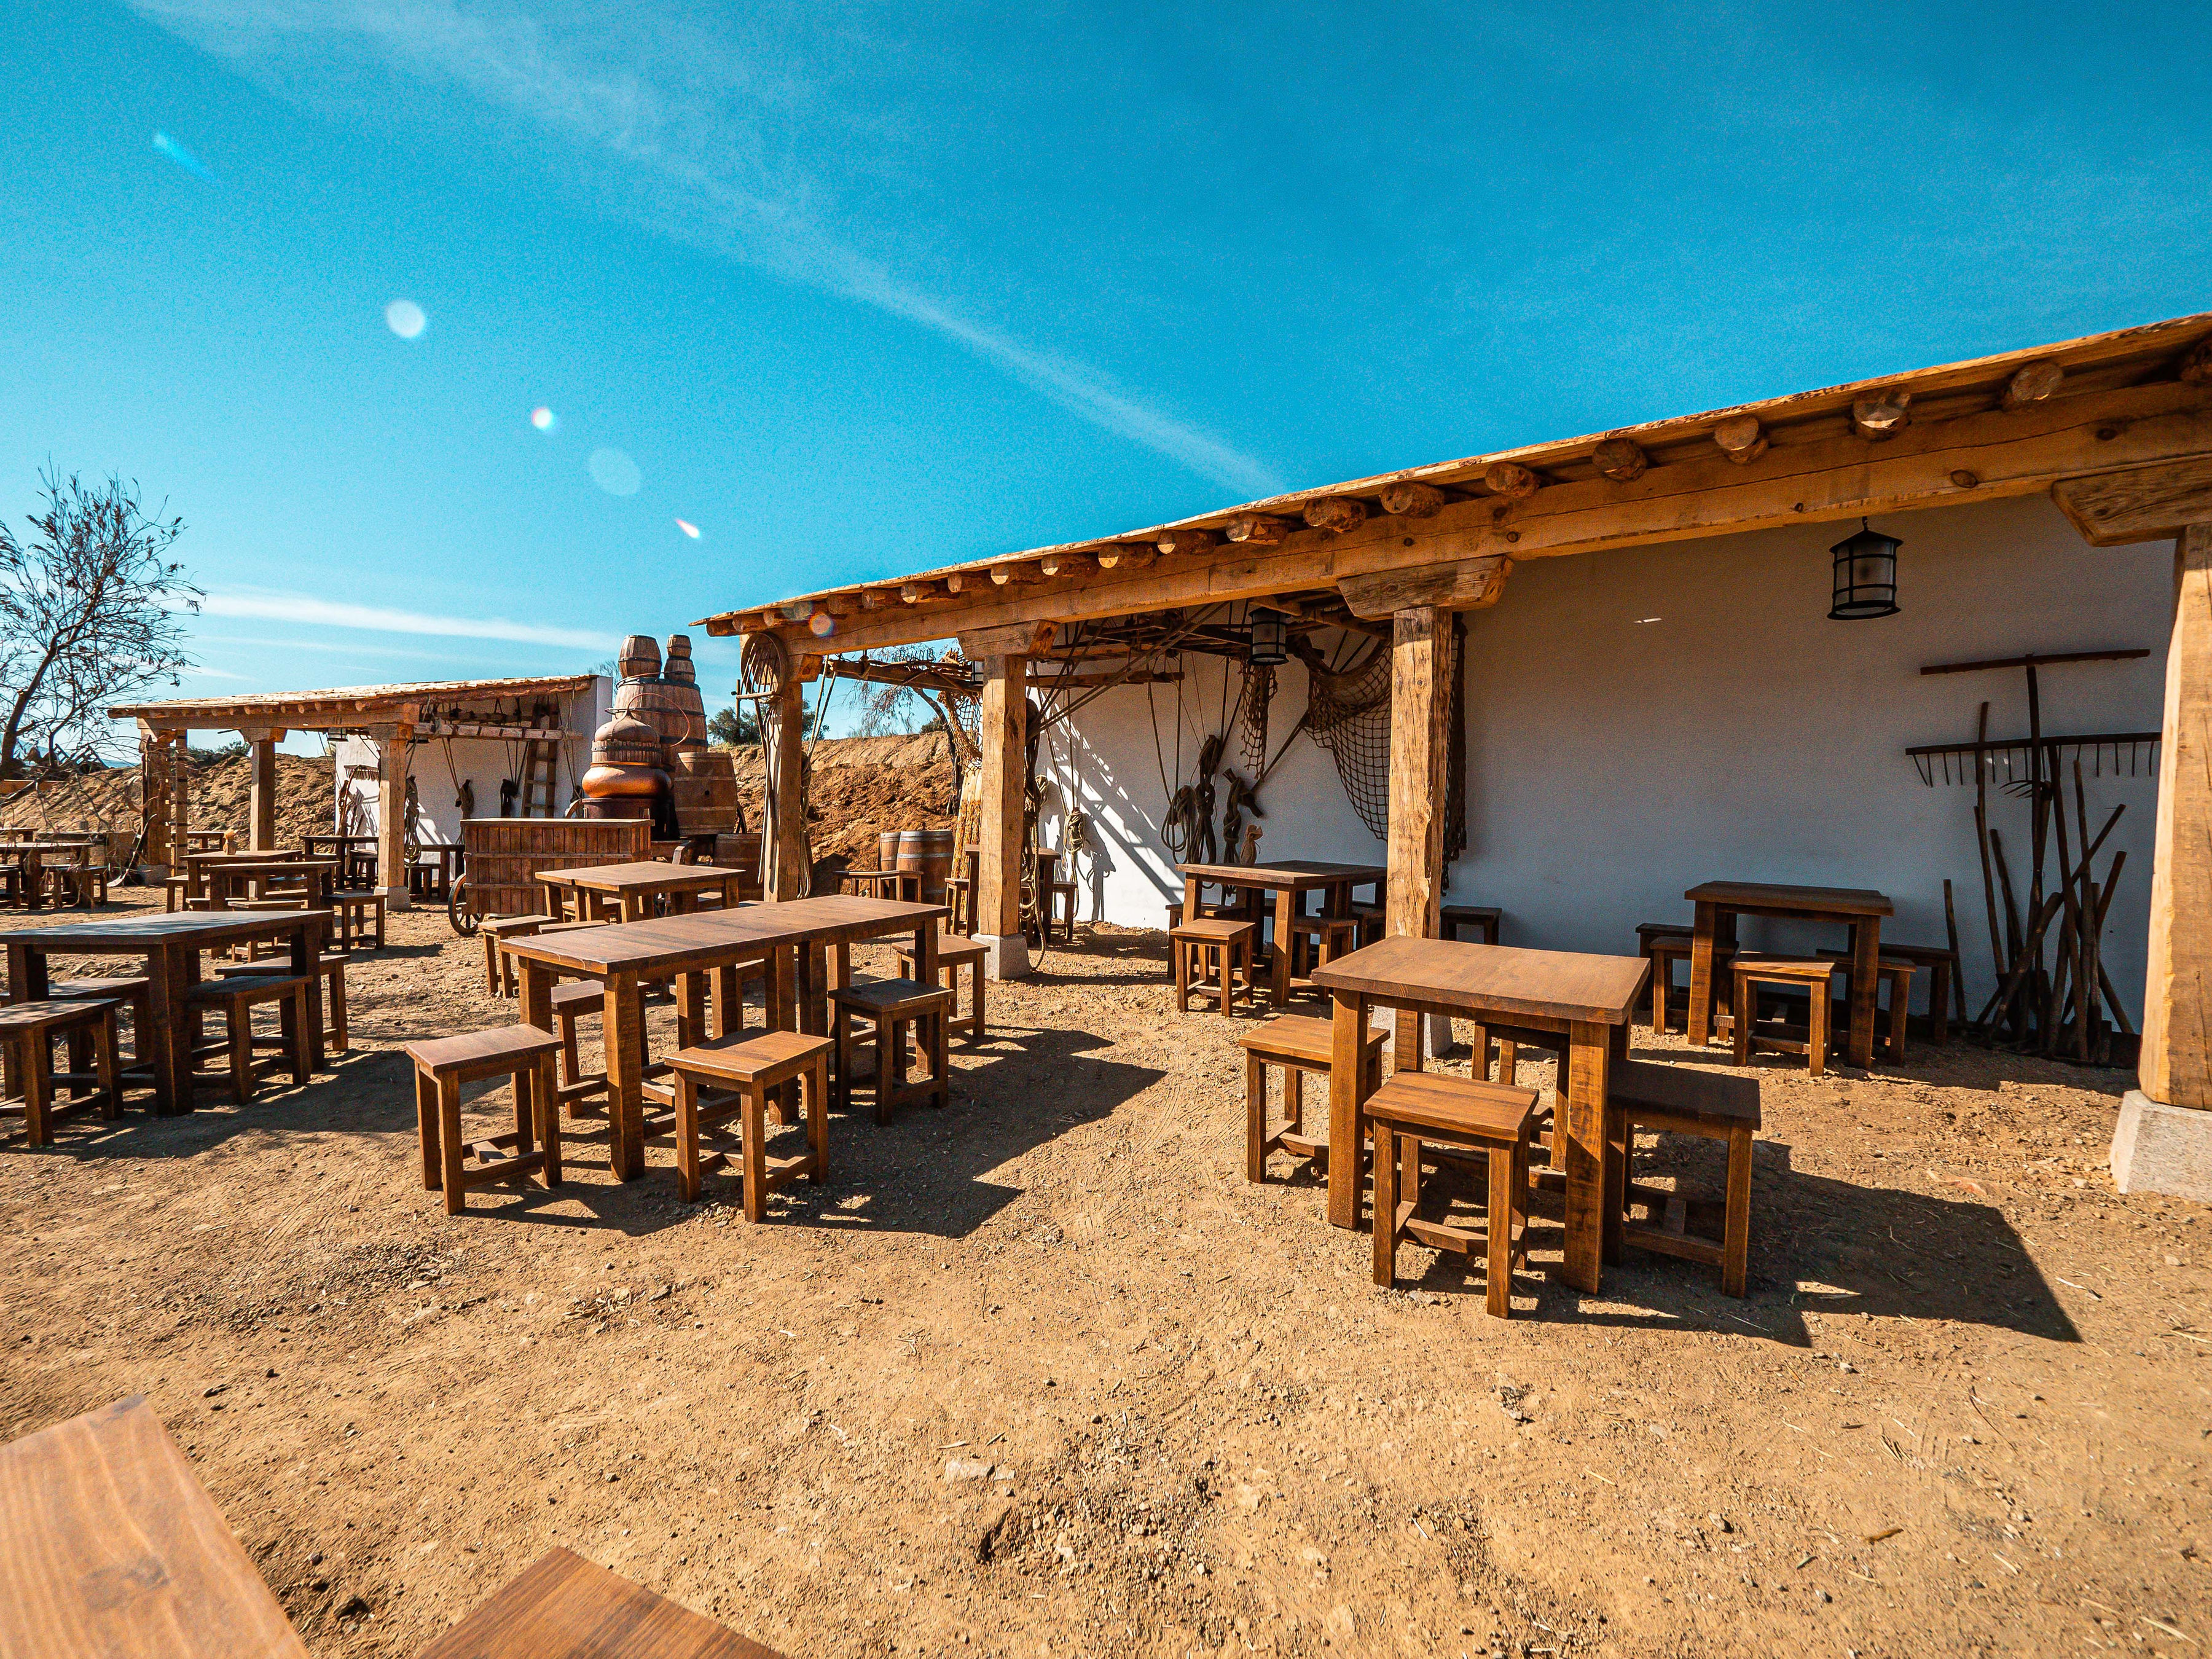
[520,708,561,818]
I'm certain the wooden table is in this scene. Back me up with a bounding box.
[1311,935,1649,1293]
[1684,881,1894,1069]
[419,1546,785,1659]
[0,1396,308,1659]
[304,833,375,887]
[6,909,329,1113]
[0,842,52,907]
[538,861,744,924]
[1179,860,1385,1009]
[839,867,922,903]
[202,858,337,910]
[506,895,945,1180]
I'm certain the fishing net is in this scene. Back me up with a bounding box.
[1304,621,1466,875]
[1236,664,1273,775]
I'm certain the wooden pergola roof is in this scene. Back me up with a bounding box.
[700,311,2212,657]
[110,673,600,733]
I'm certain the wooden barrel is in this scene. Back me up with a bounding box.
[659,634,709,748]
[897,827,954,904]
[672,748,739,835]
[613,677,692,757]
[877,830,901,876]
[618,635,662,682]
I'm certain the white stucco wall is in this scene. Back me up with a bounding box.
[1045,494,2173,1014]
[332,677,611,847]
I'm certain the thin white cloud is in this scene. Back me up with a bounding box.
[125,0,1282,497]
[198,589,617,651]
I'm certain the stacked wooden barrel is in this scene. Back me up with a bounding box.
[897,827,954,904]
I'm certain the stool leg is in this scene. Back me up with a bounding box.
[1245,1053,1266,1182]
[1652,957,1669,1032]
[1287,1064,1304,1135]
[228,1005,254,1105]
[742,1084,767,1222]
[875,1015,894,1126]
[509,1056,534,1156]
[1174,936,1189,1011]
[1486,1135,1515,1319]
[327,968,348,1054]
[1808,983,1829,1078]
[1497,1038,1517,1086]
[1400,1132,1422,1217]
[1930,960,1951,1046]
[1216,944,1233,1014]
[1722,1122,1752,1296]
[20,1032,50,1147]
[93,1014,120,1120]
[483,933,500,996]
[1888,971,1908,1063]
[1371,1120,1398,1287]
[415,1067,441,1190]
[535,1053,562,1187]
[675,1071,702,1202]
[1602,1104,1628,1264]
[1732,976,1753,1067]
[438,1075,465,1215]
[806,1055,828,1182]
[929,1008,947,1108]
[286,984,311,1084]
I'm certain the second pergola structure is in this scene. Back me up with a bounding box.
[108,674,595,907]
[702,312,2212,1188]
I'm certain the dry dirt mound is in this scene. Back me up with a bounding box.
[0,753,335,859]
[729,732,959,873]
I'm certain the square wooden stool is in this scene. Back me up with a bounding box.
[1281,914,1359,985]
[218,953,349,1054]
[52,976,154,1092]
[831,978,953,1122]
[403,1026,562,1215]
[666,1029,833,1214]
[898,933,989,1046]
[0,1000,121,1146]
[549,979,611,1113]
[1822,946,1939,1054]
[1365,1071,1542,1318]
[480,914,548,995]
[186,976,311,1104]
[1237,1013,1387,1182]
[1647,936,1738,1035]
[1607,1059,1761,1296]
[1730,955,1840,1076]
[1171,918,1255,1014]
[1438,904,1502,946]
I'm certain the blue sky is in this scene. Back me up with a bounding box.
[1,1,2206,745]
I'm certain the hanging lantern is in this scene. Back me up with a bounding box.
[1247,606,1288,666]
[1829,517,1901,620]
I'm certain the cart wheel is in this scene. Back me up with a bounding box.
[448,876,480,936]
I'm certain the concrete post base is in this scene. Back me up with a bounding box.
[973,932,1032,981]
[382,885,413,913]
[1379,1006,1457,1062]
[2111,1090,2212,1204]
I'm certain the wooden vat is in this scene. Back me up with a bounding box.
[460,818,653,918]
[898,827,954,904]
[672,748,739,835]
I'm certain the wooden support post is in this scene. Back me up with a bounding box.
[977,652,1030,979]
[169,731,191,862]
[374,723,413,911]
[136,721,171,873]
[2139,521,2212,1110]
[1386,606,1453,939]
[243,729,280,852]
[767,673,806,901]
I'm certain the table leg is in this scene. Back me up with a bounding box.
[1182,874,1199,925]
[710,963,741,1040]
[7,941,35,1002]
[1273,886,1295,1009]
[676,971,707,1048]
[798,943,828,1037]
[150,943,194,1115]
[1849,918,1880,1069]
[1561,1019,1610,1293]
[293,919,326,1072]
[603,971,645,1180]
[1686,902,1717,1047]
[1327,990,1372,1230]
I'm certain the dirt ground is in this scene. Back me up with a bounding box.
[2,888,2207,1659]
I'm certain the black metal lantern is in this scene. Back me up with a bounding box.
[1829,517,1901,620]
[1247,606,1288,666]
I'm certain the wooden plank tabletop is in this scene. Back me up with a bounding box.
[504,895,946,976]
[1684,880,1894,916]
[539,861,742,893]
[418,1547,785,1659]
[1178,860,1386,887]
[0,1395,308,1659]
[1311,935,1650,1025]
[4,909,328,947]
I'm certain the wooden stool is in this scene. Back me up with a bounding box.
[1237,1014,1387,1182]
[52,976,154,1084]
[896,935,989,1046]
[549,979,610,1112]
[323,890,383,951]
[1438,904,1502,946]
[831,978,952,1122]
[480,914,549,995]
[1045,879,1078,943]
[1822,945,1947,1051]
[0,1000,121,1145]
[217,953,350,1054]
[666,1030,833,1214]
[1282,914,1359,983]
[186,976,312,1103]
[1171,918,1255,1014]
[1648,937,1736,1033]
[403,1026,562,1215]
[1730,955,1838,1076]
[1366,1072,1541,1318]
[1351,903,1386,947]
[1608,1060,1760,1296]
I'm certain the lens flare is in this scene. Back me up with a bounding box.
[587,447,641,496]
[530,406,557,431]
[675,518,700,538]
[152,131,214,181]
[385,300,426,339]
[808,611,836,638]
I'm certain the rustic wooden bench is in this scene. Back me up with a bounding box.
[186,975,310,1104]
[1170,917,1255,1014]
[897,933,990,1046]
[218,952,350,1054]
